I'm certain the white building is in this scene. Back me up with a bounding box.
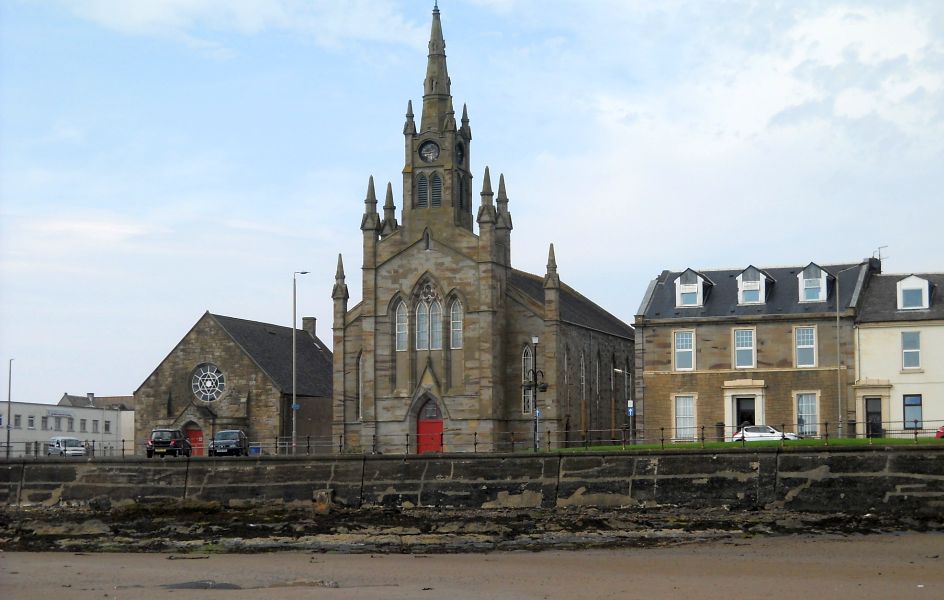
[854,273,944,436]
[1,394,135,457]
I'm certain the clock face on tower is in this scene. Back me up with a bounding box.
[455,143,464,164]
[419,141,440,162]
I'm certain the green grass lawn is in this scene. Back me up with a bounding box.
[554,435,944,453]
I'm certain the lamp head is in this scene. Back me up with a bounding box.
[531,336,539,345]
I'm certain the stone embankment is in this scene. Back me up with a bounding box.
[2,446,942,552]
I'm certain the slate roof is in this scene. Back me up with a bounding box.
[857,274,944,323]
[506,269,634,339]
[211,313,333,397]
[59,394,135,410]
[637,262,872,321]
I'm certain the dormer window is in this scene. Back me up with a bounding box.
[798,264,827,302]
[737,266,766,305]
[897,275,930,310]
[675,269,708,307]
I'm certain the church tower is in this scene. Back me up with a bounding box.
[331,3,635,455]
[400,3,474,235]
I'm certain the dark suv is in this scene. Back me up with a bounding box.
[146,428,192,458]
[209,430,249,456]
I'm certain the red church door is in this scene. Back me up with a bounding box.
[185,427,204,457]
[416,399,443,454]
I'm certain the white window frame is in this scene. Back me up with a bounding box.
[795,391,819,437]
[449,300,463,349]
[901,331,921,370]
[737,269,765,305]
[415,303,429,351]
[27,415,35,429]
[429,300,443,350]
[80,419,87,433]
[674,271,704,307]
[522,345,534,415]
[733,328,756,369]
[674,394,696,441]
[395,302,408,352]
[897,276,929,310]
[797,266,827,303]
[794,326,817,368]
[674,330,695,371]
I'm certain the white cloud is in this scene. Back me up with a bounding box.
[59,0,427,52]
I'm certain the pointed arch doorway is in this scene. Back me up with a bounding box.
[416,397,443,454]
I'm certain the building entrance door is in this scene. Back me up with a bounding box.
[416,398,443,454]
[736,397,756,428]
[865,397,883,438]
[184,427,204,457]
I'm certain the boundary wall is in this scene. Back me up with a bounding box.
[2,447,942,516]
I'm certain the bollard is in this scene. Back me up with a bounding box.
[405,433,410,454]
[440,431,444,453]
[700,426,705,449]
[913,420,919,444]
[546,431,551,452]
[781,423,786,447]
[660,427,665,450]
[473,431,478,453]
[824,421,830,447]
[372,433,377,455]
[306,435,311,455]
[338,434,343,453]
[121,440,125,458]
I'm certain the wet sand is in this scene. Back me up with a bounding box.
[2,533,942,599]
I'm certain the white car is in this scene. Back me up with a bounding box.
[731,425,798,442]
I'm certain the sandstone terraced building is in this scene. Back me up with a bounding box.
[332,5,634,453]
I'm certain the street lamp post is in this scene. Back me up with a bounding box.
[834,264,861,439]
[292,271,309,455]
[524,336,548,452]
[614,368,632,442]
[5,359,12,459]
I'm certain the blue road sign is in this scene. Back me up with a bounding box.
[627,407,635,417]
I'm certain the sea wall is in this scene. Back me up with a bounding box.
[2,446,943,516]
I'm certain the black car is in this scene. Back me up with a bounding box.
[146,428,192,458]
[209,430,249,456]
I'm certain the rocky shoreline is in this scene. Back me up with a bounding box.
[3,500,941,553]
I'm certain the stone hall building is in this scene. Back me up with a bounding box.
[134,312,333,455]
[332,5,634,453]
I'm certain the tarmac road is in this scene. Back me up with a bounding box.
[2,532,942,599]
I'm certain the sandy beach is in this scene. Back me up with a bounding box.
[2,532,942,599]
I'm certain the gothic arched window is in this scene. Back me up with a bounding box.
[417,175,429,208]
[415,303,429,350]
[356,353,364,421]
[395,302,407,352]
[431,174,442,207]
[429,300,443,350]
[449,300,463,349]
[522,345,534,415]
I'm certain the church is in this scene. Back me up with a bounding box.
[331,5,634,453]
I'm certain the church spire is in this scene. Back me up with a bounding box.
[380,181,399,236]
[421,2,451,132]
[360,176,380,231]
[544,243,560,289]
[496,173,513,230]
[476,166,496,224]
[403,100,416,135]
[332,254,349,300]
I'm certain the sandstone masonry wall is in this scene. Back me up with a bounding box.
[2,447,942,517]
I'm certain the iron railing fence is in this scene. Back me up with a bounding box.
[1,418,941,459]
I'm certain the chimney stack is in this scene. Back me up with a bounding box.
[302,317,317,338]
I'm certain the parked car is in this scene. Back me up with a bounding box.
[146,428,192,458]
[209,430,249,456]
[936,425,944,439]
[46,436,86,457]
[731,425,799,442]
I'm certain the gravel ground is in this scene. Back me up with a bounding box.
[2,532,943,599]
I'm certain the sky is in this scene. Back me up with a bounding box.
[1,0,943,404]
